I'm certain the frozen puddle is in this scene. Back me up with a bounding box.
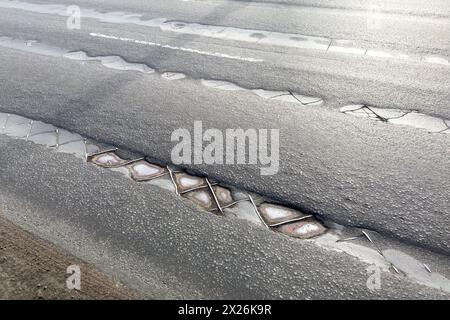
[0,36,323,107]
[341,105,450,134]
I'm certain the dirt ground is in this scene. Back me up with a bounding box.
[0,215,140,300]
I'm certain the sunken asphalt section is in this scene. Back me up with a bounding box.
[0,47,448,254]
[0,135,448,299]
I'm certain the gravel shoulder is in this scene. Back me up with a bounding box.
[0,215,139,300]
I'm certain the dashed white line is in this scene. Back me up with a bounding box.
[89,32,263,62]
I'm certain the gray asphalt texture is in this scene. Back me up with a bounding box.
[0,0,448,298]
[1,4,449,120]
[0,135,448,299]
[0,47,448,255]
[39,0,450,54]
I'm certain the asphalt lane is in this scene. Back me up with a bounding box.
[33,0,450,54]
[0,6,448,120]
[0,135,448,299]
[0,47,448,254]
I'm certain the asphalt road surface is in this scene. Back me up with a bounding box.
[0,0,448,299]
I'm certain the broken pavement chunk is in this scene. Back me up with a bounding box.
[277,219,327,239]
[129,161,166,181]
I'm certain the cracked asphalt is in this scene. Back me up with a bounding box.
[0,0,448,298]
[0,135,448,299]
[1,46,448,254]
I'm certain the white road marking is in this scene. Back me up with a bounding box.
[89,32,263,62]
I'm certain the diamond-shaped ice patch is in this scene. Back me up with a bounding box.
[213,186,234,207]
[259,203,307,225]
[129,161,166,181]
[277,219,326,239]
[184,190,215,210]
[175,173,206,192]
[91,152,127,168]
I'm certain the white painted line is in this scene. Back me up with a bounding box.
[89,32,263,63]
